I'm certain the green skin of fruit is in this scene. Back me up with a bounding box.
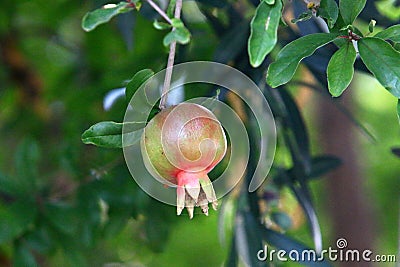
[140,103,227,217]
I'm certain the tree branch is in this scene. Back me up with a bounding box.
[159,0,183,109]
[145,0,173,24]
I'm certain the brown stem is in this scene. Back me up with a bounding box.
[159,0,183,109]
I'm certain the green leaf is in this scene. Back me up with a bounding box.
[14,138,40,193]
[248,1,282,67]
[339,0,366,25]
[291,10,313,24]
[327,42,356,97]
[267,33,338,88]
[81,121,144,148]
[82,2,133,32]
[125,69,154,102]
[0,200,37,244]
[163,27,191,46]
[318,0,339,28]
[358,37,400,98]
[374,25,400,43]
[14,241,37,267]
[153,20,172,30]
[44,202,78,235]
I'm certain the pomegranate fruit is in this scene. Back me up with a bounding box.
[140,103,227,218]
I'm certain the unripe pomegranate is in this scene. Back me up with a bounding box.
[140,103,227,218]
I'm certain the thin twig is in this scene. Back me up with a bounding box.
[159,0,183,109]
[145,0,173,24]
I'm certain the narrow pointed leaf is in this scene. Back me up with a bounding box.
[291,10,313,24]
[339,0,366,25]
[374,25,400,42]
[267,33,338,88]
[318,0,339,28]
[125,69,154,102]
[309,155,341,179]
[248,0,282,67]
[327,42,356,97]
[82,2,133,32]
[358,37,400,98]
[81,121,144,148]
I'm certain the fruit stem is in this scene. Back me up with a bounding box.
[159,0,183,109]
[144,0,173,24]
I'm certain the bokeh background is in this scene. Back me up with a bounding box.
[0,0,399,266]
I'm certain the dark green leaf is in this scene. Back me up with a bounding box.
[262,228,332,266]
[290,185,322,254]
[271,211,292,231]
[318,0,339,28]
[339,0,366,25]
[44,202,78,235]
[82,2,133,32]
[125,69,154,102]
[81,121,144,148]
[291,10,313,24]
[278,89,311,174]
[236,211,265,267]
[309,155,341,178]
[163,27,191,46]
[14,241,37,267]
[391,147,400,158]
[267,33,338,88]
[358,37,400,98]
[153,20,172,30]
[327,42,356,97]
[248,1,282,67]
[225,233,238,267]
[374,25,400,42]
[14,138,40,192]
[0,200,37,244]
[0,171,19,196]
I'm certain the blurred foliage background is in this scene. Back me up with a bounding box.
[0,0,399,266]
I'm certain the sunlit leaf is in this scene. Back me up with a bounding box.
[163,27,191,46]
[81,121,144,148]
[327,41,356,97]
[374,25,400,42]
[339,0,366,25]
[82,2,134,32]
[248,0,282,67]
[125,69,154,102]
[358,37,400,98]
[267,33,338,88]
